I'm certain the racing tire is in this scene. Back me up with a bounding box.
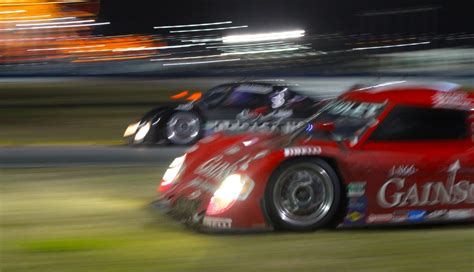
[265,158,341,231]
[165,112,202,145]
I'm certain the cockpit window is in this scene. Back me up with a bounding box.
[199,85,232,108]
[298,99,386,142]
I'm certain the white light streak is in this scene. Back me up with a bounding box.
[181,38,223,43]
[207,41,286,49]
[221,47,301,55]
[223,30,305,44]
[16,19,91,27]
[357,81,407,91]
[112,43,205,52]
[0,10,26,14]
[170,25,248,33]
[163,58,240,66]
[154,21,232,29]
[351,41,430,51]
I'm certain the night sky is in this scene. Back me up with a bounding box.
[99,0,472,36]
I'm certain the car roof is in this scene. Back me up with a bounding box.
[340,81,474,110]
[227,81,295,94]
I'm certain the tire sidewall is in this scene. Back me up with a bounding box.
[265,157,341,231]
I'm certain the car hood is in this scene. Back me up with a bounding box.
[185,132,282,181]
[159,132,283,195]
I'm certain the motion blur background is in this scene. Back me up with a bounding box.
[1,1,473,271]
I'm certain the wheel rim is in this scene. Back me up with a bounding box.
[166,113,200,144]
[273,163,334,227]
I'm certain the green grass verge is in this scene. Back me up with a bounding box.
[1,166,473,272]
[0,107,145,145]
[0,79,213,145]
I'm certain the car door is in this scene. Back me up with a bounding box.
[347,104,473,223]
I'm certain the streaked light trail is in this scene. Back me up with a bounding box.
[351,41,431,51]
[112,43,205,52]
[221,47,302,55]
[170,25,248,33]
[154,21,232,29]
[223,30,305,44]
[0,10,26,14]
[163,58,240,66]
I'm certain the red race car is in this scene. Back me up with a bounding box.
[154,81,474,231]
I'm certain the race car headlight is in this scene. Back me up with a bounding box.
[160,154,186,189]
[134,121,151,142]
[206,174,254,215]
[123,121,140,137]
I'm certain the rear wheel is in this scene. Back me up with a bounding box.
[265,158,341,231]
[166,112,201,145]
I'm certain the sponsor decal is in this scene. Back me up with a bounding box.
[344,196,367,224]
[344,182,368,225]
[347,182,366,197]
[369,209,472,224]
[284,146,322,157]
[196,151,268,180]
[270,89,287,109]
[432,92,473,110]
[224,146,241,155]
[425,209,448,220]
[378,160,474,208]
[320,100,385,119]
[389,165,418,177]
[175,103,193,111]
[348,196,368,210]
[367,213,393,223]
[207,120,303,134]
[391,211,409,223]
[346,211,364,223]
[444,208,474,220]
[237,109,293,123]
[407,210,426,222]
[203,216,232,229]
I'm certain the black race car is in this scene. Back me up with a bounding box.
[123,81,323,145]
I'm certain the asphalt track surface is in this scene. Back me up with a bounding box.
[0,146,186,168]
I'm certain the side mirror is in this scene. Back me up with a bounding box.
[313,121,335,132]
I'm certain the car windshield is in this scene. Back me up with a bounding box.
[293,99,386,143]
[196,85,233,107]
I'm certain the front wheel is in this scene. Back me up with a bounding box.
[265,158,341,231]
[165,112,202,145]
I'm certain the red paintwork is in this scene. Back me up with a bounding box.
[158,82,474,230]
